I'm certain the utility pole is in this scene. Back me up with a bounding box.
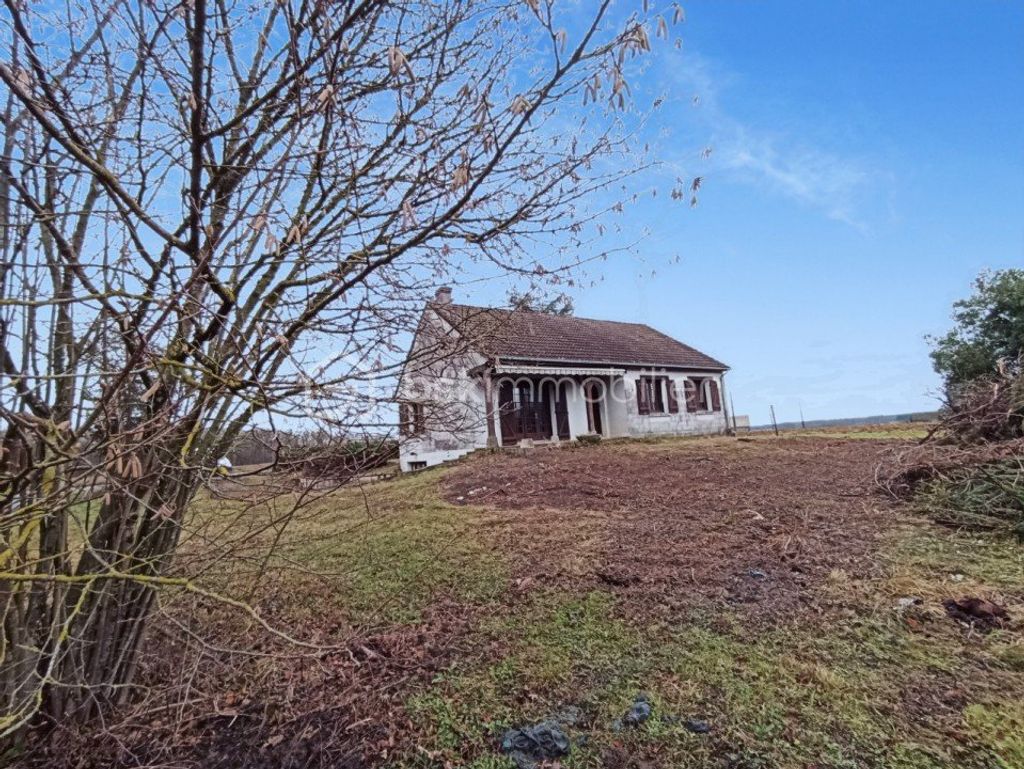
[799,402,806,430]
[770,405,779,436]
[729,393,737,431]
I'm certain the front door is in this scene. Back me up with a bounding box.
[585,381,604,435]
[554,381,570,439]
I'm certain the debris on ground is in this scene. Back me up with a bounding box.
[500,722,571,769]
[895,596,923,613]
[622,693,653,726]
[943,596,1011,630]
[684,718,712,734]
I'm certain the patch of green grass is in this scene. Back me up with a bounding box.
[793,428,931,440]
[405,591,658,767]
[188,469,507,625]
[403,524,1023,769]
[887,520,1024,591]
[403,584,999,769]
[964,702,1024,768]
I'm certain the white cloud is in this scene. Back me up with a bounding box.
[658,51,884,228]
[720,130,872,226]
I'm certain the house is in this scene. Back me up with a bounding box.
[397,288,730,471]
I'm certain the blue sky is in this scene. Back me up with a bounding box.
[478,1,1024,425]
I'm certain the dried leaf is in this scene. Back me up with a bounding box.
[140,379,161,403]
[451,164,470,190]
[510,95,531,115]
[555,28,568,53]
[387,46,413,80]
[316,84,334,107]
[402,200,417,227]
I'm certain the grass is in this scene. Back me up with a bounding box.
[786,422,933,441]
[794,428,932,440]
[187,466,507,626]
[182,433,1024,769]
[404,590,1007,769]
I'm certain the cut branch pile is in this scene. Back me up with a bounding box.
[878,368,1024,532]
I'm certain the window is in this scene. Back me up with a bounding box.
[684,378,721,413]
[637,376,666,415]
[399,402,426,436]
[408,461,427,471]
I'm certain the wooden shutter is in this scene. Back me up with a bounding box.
[398,403,410,436]
[709,380,722,411]
[636,378,650,415]
[667,379,679,413]
[652,378,665,413]
[683,379,698,413]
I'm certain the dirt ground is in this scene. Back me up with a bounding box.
[445,436,895,623]
[19,432,1024,769]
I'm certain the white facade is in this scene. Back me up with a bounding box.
[618,370,729,437]
[398,310,729,471]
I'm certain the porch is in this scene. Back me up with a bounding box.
[485,366,627,447]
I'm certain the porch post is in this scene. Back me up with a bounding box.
[483,369,499,448]
[719,373,733,435]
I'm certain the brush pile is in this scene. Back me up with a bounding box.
[879,364,1024,534]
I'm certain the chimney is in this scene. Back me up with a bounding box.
[434,286,453,305]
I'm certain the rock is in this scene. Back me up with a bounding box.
[747,568,767,580]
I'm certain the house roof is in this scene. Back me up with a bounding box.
[432,302,728,371]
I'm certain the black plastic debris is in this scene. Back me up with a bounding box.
[747,568,767,580]
[684,718,712,734]
[623,693,653,726]
[500,722,570,769]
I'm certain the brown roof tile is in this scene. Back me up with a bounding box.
[433,303,728,370]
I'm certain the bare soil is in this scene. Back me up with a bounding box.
[445,436,897,623]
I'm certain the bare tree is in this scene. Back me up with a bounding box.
[0,0,678,741]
